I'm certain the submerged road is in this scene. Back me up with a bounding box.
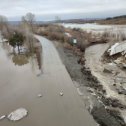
[0,35,97,126]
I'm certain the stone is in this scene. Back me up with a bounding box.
[117,88,126,95]
[0,115,6,120]
[77,88,83,96]
[113,84,116,86]
[38,94,43,97]
[103,63,118,74]
[60,92,64,96]
[7,108,28,121]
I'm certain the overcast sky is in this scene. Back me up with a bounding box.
[0,0,126,21]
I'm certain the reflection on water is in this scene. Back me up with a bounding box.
[12,54,29,66]
[35,47,42,70]
[0,42,44,126]
[0,42,42,74]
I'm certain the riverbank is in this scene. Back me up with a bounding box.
[54,41,126,126]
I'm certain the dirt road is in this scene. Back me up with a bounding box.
[0,35,97,126]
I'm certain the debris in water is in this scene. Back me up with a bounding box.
[38,94,43,97]
[7,108,28,121]
[60,92,64,96]
[0,115,6,120]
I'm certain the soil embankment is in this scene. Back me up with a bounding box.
[55,41,126,126]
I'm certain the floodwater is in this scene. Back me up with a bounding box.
[62,23,112,31]
[62,23,126,34]
[0,36,97,126]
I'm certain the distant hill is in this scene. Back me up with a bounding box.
[8,21,21,25]
[106,15,126,20]
[96,15,126,25]
[54,15,126,25]
[8,15,126,25]
[8,19,100,25]
[51,15,126,24]
[58,19,98,24]
[8,21,50,25]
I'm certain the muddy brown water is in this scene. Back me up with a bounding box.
[0,36,97,126]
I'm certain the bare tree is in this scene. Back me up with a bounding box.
[0,15,7,29]
[21,13,36,53]
[0,15,9,39]
[22,13,35,32]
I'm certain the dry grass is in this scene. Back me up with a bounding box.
[101,29,126,42]
[36,24,68,42]
[36,24,126,52]
[36,24,96,51]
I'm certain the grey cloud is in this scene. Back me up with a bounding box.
[0,0,126,20]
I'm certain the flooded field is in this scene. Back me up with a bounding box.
[62,23,126,34]
[62,23,112,30]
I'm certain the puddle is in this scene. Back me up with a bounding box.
[0,115,6,120]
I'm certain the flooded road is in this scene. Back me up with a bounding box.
[0,35,97,126]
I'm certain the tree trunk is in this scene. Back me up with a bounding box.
[13,47,15,54]
[17,45,20,54]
